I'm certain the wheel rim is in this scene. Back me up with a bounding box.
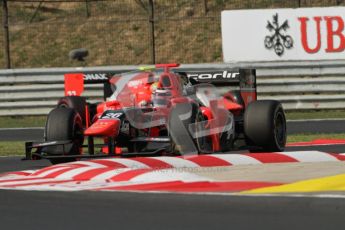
[274,110,286,148]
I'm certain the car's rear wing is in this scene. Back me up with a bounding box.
[175,69,256,108]
[64,68,256,106]
[64,73,113,100]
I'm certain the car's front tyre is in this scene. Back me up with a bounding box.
[45,107,84,164]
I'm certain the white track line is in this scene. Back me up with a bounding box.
[213,154,262,165]
[91,168,133,181]
[130,169,210,183]
[59,161,110,168]
[0,178,66,187]
[54,167,102,179]
[33,166,71,177]
[281,151,338,162]
[96,158,150,169]
[152,157,200,168]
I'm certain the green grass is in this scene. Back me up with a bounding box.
[1,133,345,156]
[0,116,46,128]
[0,141,24,156]
[285,110,345,120]
[0,138,105,156]
[287,133,345,143]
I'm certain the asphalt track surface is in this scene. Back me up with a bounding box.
[1,189,345,230]
[1,119,345,141]
[0,121,345,230]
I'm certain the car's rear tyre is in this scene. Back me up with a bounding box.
[45,107,84,164]
[244,100,286,152]
[57,96,87,125]
[168,103,210,155]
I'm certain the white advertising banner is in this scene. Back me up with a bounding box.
[222,7,345,62]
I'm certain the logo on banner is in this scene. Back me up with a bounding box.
[264,13,294,56]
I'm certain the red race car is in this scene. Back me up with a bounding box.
[25,64,286,164]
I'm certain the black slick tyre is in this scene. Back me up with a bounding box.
[45,107,84,164]
[57,96,87,125]
[244,100,286,152]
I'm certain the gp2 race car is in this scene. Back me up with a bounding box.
[25,63,287,164]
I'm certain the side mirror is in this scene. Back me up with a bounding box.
[69,48,89,61]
